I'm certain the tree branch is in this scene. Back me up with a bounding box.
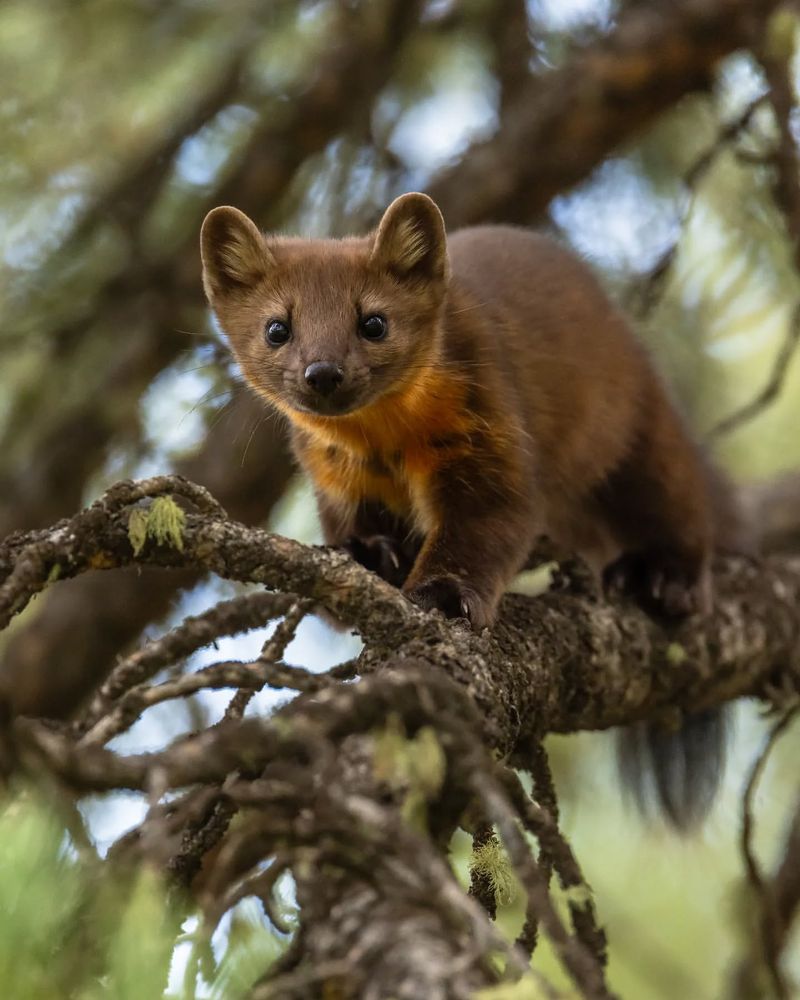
[732,707,800,999]
[2,477,799,741]
[709,30,800,440]
[430,0,779,225]
[3,475,800,996]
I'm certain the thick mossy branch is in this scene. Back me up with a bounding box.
[1,477,798,746]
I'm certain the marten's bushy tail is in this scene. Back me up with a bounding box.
[617,455,748,829]
[617,706,730,829]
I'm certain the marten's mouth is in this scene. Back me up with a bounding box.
[289,391,366,417]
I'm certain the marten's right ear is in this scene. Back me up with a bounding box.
[370,192,449,286]
[200,206,275,300]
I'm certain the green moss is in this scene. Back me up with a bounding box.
[666,643,687,666]
[471,837,516,906]
[373,716,447,832]
[148,495,185,551]
[563,882,594,910]
[127,496,185,556]
[127,507,149,556]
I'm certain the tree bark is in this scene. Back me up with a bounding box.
[3,477,799,998]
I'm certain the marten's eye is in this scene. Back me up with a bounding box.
[265,319,291,347]
[359,313,388,342]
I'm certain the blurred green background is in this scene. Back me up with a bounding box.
[1,0,799,996]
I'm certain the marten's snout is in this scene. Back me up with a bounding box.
[304,362,344,397]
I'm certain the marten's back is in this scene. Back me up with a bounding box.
[446,226,651,495]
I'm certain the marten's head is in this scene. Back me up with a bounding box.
[200,193,449,418]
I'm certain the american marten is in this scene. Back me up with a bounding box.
[200,192,743,825]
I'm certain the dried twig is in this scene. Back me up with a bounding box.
[709,300,800,439]
[710,38,800,440]
[222,600,312,722]
[76,590,299,736]
[503,766,607,970]
[477,778,612,998]
[632,95,769,317]
[736,705,800,1000]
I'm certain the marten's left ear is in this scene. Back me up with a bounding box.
[370,193,449,285]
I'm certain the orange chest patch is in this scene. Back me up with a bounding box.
[292,370,476,525]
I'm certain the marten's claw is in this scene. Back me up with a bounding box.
[406,575,492,630]
[343,535,409,588]
[603,551,706,619]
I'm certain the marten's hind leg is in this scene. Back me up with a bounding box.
[595,417,714,619]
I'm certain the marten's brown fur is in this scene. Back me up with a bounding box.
[201,193,732,633]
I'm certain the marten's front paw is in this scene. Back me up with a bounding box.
[405,575,493,630]
[343,535,409,588]
[603,552,710,619]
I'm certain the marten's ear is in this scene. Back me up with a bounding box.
[369,193,449,285]
[200,206,275,300]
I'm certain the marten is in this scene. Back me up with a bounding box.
[200,192,745,827]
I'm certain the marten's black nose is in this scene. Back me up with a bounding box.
[304,362,344,397]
